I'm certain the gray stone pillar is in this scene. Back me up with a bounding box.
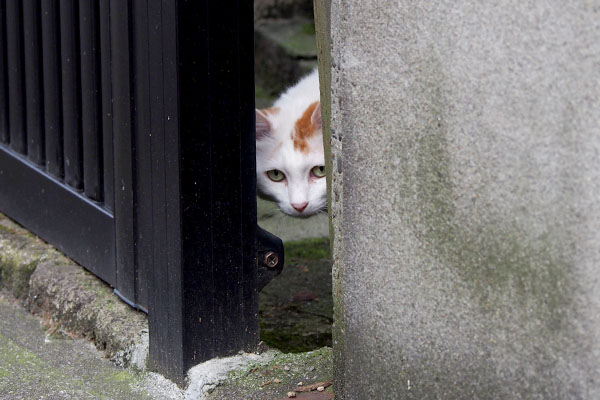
[319,1,600,398]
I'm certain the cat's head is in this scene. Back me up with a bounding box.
[255,102,326,217]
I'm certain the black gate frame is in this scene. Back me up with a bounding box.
[0,0,281,385]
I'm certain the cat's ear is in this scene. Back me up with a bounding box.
[311,102,322,129]
[256,109,272,140]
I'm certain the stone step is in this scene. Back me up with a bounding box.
[255,17,318,107]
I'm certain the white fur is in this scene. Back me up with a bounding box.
[256,69,326,217]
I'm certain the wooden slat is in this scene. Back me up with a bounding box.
[41,0,64,178]
[0,0,8,144]
[206,0,245,354]
[23,0,45,165]
[5,0,26,154]
[237,0,260,350]
[79,0,102,201]
[99,0,113,210]
[147,0,174,375]
[147,0,259,384]
[59,0,83,189]
[110,0,136,303]
[131,0,152,311]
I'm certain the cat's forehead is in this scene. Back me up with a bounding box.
[291,102,320,154]
[268,102,321,150]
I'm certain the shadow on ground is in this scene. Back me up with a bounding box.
[259,238,332,353]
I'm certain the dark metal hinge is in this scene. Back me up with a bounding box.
[256,225,284,291]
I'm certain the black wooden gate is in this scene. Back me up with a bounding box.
[0,0,282,384]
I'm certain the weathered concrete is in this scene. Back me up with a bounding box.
[0,213,148,368]
[324,0,600,398]
[205,348,333,400]
[0,293,156,400]
[257,198,328,242]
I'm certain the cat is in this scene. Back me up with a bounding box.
[256,69,326,218]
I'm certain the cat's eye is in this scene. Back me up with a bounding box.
[311,166,326,178]
[267,169,286,182]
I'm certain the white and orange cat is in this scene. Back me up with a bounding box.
[256,69,325,218]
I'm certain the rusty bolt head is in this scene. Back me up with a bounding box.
[263,251,278,268]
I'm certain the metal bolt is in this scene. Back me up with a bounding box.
[263,251,278,268]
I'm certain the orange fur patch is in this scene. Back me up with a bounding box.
[292,102,319,153]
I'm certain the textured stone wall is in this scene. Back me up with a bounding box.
[320,1,600,398]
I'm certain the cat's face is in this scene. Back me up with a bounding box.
[256,103,326,218]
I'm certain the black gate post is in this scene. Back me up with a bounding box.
[146,0,258,384]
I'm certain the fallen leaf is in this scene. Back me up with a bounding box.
[292,291,318,302]
[276,393,333,400]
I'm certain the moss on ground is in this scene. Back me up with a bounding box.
[284,238,330,260]
[207,347,333,400]
[259,238,332,353]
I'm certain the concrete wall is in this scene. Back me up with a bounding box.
[318,1,600,398]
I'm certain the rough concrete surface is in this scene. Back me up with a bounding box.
[0,293,153,400]
[0,213,148,368]
[258,198,328,242]
[206,348,333,400]
[328,0,600,398]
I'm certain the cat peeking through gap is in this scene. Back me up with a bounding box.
[256,69,326,218]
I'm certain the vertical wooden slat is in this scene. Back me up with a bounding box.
[206,0,244,354]
[23,0,44,165]
[79,0,102,201]
[59,0,82,189]
[147,0,259,384]
[131,0,151,311]
[110,0,136,303]
[238,0,259,351]
[0,0,8,144]
[148,0,175,376]
[99,0,113,210]
[41,0,63,178]
[147,0,185,382]
[5,0,26,154]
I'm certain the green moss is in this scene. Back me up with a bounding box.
[260,326,331,353]
[260,239,332,353]
[107,370,137,384]
[0,255,39,299]
[301,22,316,35]
[411,82,572,334]
[0,332,45,385]
[0,222,18,235]
[222,347,333,392]
[284,238,330,260]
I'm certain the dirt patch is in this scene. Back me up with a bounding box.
[259,238,332,353]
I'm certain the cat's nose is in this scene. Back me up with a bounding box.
[292,202,308,212]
